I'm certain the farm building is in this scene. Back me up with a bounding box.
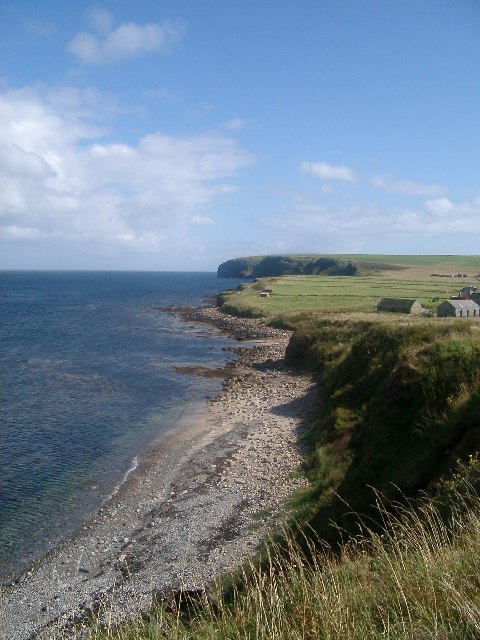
[437,299,480,318]
[377,298,424,314]
[456,286,477,299]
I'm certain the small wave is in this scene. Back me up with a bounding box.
[106,456,139,501]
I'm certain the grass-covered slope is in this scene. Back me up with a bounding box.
[286,319,480,545]
[90,481,480,639]
[84,261,480,639]
[87,318,480,638]
[218,274,466,320]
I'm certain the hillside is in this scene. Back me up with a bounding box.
[286,318,480,546]
[87,311,480,640]
[217,253,480,280]
[217,254,480,321]
[81,256,480,639]
[216,254,480,544]
[217,254,357,278]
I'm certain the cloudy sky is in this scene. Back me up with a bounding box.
[1,1,480,270]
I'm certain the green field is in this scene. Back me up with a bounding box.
[221,274,476,320]
[220,255,480,323]
[329,253,480,269]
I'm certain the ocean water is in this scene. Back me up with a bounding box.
[0,271,244,579]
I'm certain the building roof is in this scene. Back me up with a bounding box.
[377,297,420,310]
[443,299,480,310]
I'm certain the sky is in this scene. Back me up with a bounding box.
[1,0,480,271]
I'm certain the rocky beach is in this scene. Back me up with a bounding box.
[1,308,317,639]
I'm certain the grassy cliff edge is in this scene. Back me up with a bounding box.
[88,316,480,639]
[286,318,480,544]
[86,258,480,639]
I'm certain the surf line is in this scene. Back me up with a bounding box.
[106,456,139,501]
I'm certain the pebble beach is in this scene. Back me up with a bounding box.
[1,308,316,639]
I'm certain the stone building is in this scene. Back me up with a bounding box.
[377,298,424,314]
[437,299,480,318]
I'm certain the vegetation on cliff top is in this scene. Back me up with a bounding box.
[217,254,357,278]
[217,253,480,280]
[218,273,464,320]
[82,318,480,640]
[81,256,480,639]
[217,254,480,322]
[286,318,480,545]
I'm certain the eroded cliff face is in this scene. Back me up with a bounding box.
[217,255,357,278]
[217,257,254,278]
[284,318,480,546]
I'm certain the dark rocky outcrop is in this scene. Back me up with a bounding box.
[217,255,357,279]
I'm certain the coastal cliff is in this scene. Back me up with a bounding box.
[5,287,480,638]
[217,254,357,278]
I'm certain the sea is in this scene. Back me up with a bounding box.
[0,271,245,580]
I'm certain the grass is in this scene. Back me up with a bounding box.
[285,319,480,545]
[62,479,480,639]
[333,253,480,269]
[43,317,480,640]
[218,253,480,325]
[220,273,473,323]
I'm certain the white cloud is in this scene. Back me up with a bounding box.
[67,13,184,64]
[0,225,47,239]
[0,85,254,255]
[300,161,357,183]
[265,193,480,250]
[371,175,444,196]
[0,144,53,179]
[425,197,480,220]
[191,215,214,225]
[425,197,454,215]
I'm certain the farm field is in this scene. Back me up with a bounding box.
[219,255,480,322]
[330,253,480,271]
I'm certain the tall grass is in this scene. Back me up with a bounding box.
[282,320,480,546]
[77,320,480,640]
[63,483,480,639]
[43,316,480,639]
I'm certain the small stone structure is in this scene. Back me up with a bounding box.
[377,297,424,314]
[437,299,480,318]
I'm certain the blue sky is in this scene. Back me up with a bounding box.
[1,0,479,270]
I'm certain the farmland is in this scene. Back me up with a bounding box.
[219,255,480,323]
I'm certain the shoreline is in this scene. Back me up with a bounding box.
[1,308,316,639]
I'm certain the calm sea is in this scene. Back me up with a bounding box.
[0,271,244,579]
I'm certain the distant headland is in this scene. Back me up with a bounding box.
[217,254,357,278]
